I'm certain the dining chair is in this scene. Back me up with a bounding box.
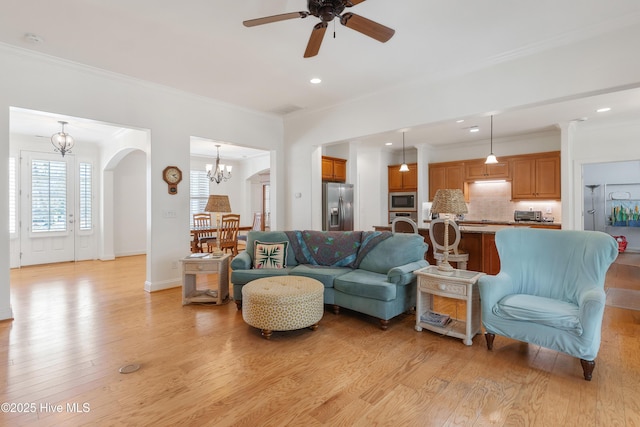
[429,218,469,270]
[238,212,262,250]
[219,214,241,256]
[391,217,418,234]
[192,213,216,253]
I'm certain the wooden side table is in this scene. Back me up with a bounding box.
[180,253,230,305]
[414,266,485,345]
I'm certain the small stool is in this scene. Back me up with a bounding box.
[242,276,324,339]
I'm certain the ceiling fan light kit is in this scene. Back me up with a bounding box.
[243,0,395,58]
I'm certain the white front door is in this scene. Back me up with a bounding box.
[20,151,76,266]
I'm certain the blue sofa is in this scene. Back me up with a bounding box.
[478,228,618,380]
[230,230,429,329]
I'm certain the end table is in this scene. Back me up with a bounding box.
[180,253,230,305]
[414,265,485,345]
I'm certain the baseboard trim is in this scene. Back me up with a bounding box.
[0,305,14,321]
[144,280,181,293]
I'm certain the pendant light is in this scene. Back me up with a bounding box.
[485,115,498,164]
[51,121,74,157]
[206,144,233,184]
[399,131,409,172]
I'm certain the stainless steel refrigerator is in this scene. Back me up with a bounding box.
[322,182,354,231]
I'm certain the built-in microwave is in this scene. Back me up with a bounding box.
[389,192,417,211]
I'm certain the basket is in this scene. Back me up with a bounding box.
[613,235,627,253]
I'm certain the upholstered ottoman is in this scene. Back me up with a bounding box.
[241,276,324,339]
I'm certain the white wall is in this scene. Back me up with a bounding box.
[284,23,640,231]
[190,152,271,228]
[0,44,283,320]
[575,119,640,250]
[114,150,147,257]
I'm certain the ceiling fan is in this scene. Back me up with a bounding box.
[243,0,395,58]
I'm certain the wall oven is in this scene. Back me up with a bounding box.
[389,211,418,224]
[389,192,417,211]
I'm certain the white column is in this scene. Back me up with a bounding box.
[559,121,578,229]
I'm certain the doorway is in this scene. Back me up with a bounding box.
[19,151,81,266]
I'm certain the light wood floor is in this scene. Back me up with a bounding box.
[1,254,639,426]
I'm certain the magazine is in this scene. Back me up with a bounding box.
[420,311,452,327]
[188,253,209,258]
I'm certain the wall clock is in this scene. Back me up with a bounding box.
[162,166,182,195]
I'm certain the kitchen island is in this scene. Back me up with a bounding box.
[374,221,560,275]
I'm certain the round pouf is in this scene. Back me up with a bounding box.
[242,276,324,339]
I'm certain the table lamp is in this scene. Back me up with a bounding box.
[205,195,231,253]
[430,189,468,271]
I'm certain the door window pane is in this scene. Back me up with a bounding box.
[79,162,92,230]
[31,159,67,232]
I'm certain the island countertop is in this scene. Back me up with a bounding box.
[375,221,560,274]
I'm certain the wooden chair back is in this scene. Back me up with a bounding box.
[219,214,240,255]
[192,213,215,253]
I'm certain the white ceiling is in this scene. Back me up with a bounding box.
[3,0,640,154]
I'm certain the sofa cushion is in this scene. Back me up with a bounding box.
[254,240,288,269]
[493,294,583,335]
[245,231,298,267]
[334,270,396,302]
[359,233,427,274]
[285,230,363,267]
[289,264,351,288]
[230,267,293,285]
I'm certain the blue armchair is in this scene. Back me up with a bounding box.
[478,228,618,380]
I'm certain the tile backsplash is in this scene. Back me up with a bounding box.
[423,182,561,222]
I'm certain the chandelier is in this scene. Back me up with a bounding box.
[51,121,74,157]
[206,144,232,184]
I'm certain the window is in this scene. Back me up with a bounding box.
[9,157,16,234]
[190,170,209,226]
[79,162,92,230]
[31,159,67,232]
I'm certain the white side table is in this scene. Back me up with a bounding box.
[180,253,230,305]
[414,266,485,345]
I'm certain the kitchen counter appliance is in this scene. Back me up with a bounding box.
[323,182,354,231]
[389,192,417,211]
[514,210,542,222]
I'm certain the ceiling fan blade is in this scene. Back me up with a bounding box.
[304,22,328,58]
[243,11,309,27]
[340,12,395,43]
[346,0,367,6]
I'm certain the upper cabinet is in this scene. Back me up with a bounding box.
[322,156,347,182]
[428,162,468,201]
[464,160,510,181]
[511,151,561,200]
[388,163,418,191]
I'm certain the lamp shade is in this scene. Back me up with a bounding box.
[485,154,498,164]
[204,195,231,213]
[430,189,468,215]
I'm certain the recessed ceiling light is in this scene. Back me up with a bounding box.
[385,142,393,146]
[456,119,464,123]
[469,126,479,133]
[310,78,321,84]
[596,107,611,113]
